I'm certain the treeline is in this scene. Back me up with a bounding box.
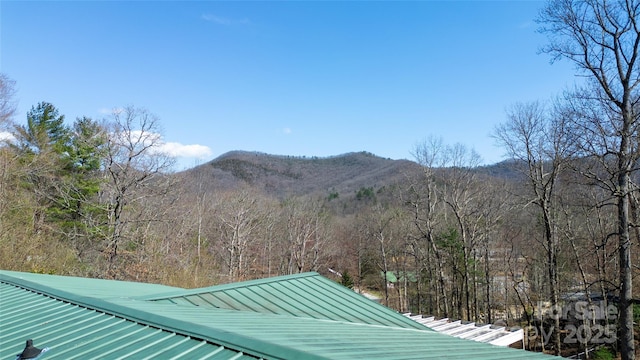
[0,84,635,357]
[3,0,640,357]
[0,97,178,280]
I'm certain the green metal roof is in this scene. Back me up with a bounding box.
[382,271,417,283]
[0,272,261,360]
[0,269,181,298]
[144,272,426,330]
[105,299,557,360]
[0,270,559,359]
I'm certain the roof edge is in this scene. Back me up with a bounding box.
[0,272,329,360]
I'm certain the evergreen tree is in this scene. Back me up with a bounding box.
[52,117,106,224]
[14,101,69,155]
[51,117,108,260]
[11,102,70,231]
[341,270,354,289]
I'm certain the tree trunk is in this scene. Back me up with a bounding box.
[618,176,634,360]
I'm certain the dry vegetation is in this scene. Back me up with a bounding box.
[5,1,640,356]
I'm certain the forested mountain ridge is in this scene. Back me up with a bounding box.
[180,150,428,199]
[179,150,524,200]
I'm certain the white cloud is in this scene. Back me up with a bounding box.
[283,127,292,135]
[201,13,250,25]
[114,130,212,159]
[0,131,15,143]
[158,142,213,159]
[0,131,16,146]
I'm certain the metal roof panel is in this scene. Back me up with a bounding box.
[1,270,557,359]
[0,269,180,298]
[148,272,428,330]
[0,280,260,360]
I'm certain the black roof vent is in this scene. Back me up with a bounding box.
[16,339,49,360]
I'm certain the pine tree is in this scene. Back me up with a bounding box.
[341,270,354,289]
[14,102,69,155]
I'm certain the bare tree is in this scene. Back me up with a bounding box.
[0,74,20,267]
[0,74,17,226]
[472,177,510,324]
[213,188,267,281]
[538,1,640,357]
[0,73,16,130]
[408,137,450,317]
[102,106,175,276]
[494,100,574,355]
[364,203,404,308]
[440,143,484,320]
[280,197,331,275]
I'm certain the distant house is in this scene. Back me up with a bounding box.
[0,270,557,359]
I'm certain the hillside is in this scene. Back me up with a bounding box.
[180,151,424,199]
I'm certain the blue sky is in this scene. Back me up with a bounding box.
[1,1,578,170]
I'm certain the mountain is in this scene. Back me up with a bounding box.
[180,151,424,199]
[177,150,523,204]
[476,159,527,182]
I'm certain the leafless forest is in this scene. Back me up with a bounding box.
[0,94,637,358]
[5,1,640,357]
